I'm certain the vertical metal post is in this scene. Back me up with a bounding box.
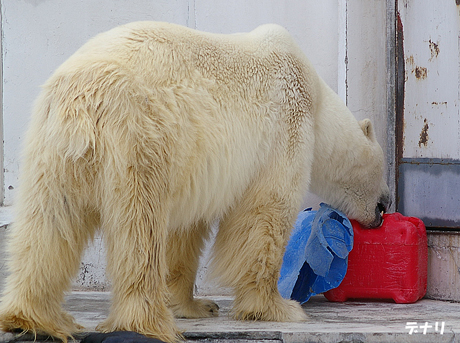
[386,0,397,212]
[0,1,4,206]
[338,0,348,105]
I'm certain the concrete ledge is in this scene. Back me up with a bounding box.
[1,292,459,343]
[426,230,460,301]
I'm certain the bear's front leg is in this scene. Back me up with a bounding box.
[96,177,179,342]
[212,187,308,322]
[166,221,219,318]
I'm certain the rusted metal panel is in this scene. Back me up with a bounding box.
[398,158,460,228]
[396,0,460,228]
[398,0,460,160]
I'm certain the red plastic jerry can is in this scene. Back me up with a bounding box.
[324,212,427,304]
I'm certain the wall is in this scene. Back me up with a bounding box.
[1,0,390,294]
[396,0,460,227]
[396,0,460,301]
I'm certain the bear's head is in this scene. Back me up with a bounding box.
[310,118,391,228]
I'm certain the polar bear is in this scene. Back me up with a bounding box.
[0,22,390,342]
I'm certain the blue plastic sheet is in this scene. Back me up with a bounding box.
[278,203,353,304]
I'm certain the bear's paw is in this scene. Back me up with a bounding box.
[170,298,219,319]
[0,308,82,343]
[232,296,307,322]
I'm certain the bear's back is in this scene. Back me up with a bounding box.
[54,22,311,90]
[40,22,319,229]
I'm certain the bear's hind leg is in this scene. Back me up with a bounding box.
[0,164,99,342]
[96,171,179,342]
[167,221,219,318]
[212,181,308,322]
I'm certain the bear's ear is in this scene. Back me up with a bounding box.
[359,119,375,141]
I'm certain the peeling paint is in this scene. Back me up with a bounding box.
[414,66,427,79]
[405,56,429,80]
[429,39,440,60]
[418,119,429,147]
[406,55,414,66]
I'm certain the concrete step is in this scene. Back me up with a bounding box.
[1,292,459,342]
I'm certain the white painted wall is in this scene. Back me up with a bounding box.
[1,0,390,294]
[346,0,388,150]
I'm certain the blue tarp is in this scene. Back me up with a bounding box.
[278,203,353,304]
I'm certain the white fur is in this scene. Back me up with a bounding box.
[0,22,389,342]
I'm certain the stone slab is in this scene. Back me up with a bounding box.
[1,292,459,342]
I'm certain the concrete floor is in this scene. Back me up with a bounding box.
[1,291,459,343]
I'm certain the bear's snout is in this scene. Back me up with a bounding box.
[368,193,391,228]
[378,191,392,214]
